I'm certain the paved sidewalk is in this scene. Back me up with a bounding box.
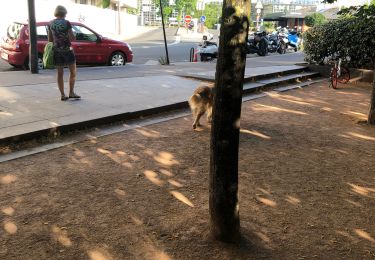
[0,60,307,144]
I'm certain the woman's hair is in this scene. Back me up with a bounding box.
[54,5,67,18]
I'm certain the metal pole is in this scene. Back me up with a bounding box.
[159,0,170,65]
[27,0,38,74]
[118,0,121,35]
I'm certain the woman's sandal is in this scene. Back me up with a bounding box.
[69,93,81,99]
[61,95,69,101]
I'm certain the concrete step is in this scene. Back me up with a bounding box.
[178,65,308,82]
[242,72,320,94]
[273,78,326,92]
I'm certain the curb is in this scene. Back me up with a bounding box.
[0,101,188,145]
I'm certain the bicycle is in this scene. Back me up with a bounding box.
[329,58,350,89]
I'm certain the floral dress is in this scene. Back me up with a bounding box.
[49,19,75,66]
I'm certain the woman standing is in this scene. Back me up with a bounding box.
[48,5,80,101]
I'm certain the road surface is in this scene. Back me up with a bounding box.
[0,27,305,71]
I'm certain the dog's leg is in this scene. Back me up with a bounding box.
[193,111,204,129]
[207,106,213,124]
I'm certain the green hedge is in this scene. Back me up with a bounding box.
[303,16,375,69]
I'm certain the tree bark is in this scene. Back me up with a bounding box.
[27,0,38,74]
[209,0,250,243]
[368,66,375,124]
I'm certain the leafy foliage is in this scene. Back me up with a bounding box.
[204,3,221,29]
[101,0,110,8]
[305,13,326,27]
[304,4,375,69]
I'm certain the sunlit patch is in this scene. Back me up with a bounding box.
[144,149,154,156]
[131,216,143,225]
[49,122,59,127]
[4,221,17,234]
[256,188,272,196]
[256,197,277,207]
[114,188,126,196]
[321,107,333,112]
[336,230,358,242]
[189,170,198,175]
[122,162,133,169]
[160,169,173,177]
[285,195,301,205]
[153,251,172,260]
[240,129,271,139]
[354,229,375,244]
[74,149,85,157]
[52,225,72,247]
[116,151,126,156]
[144,170,164,186]
[344,199,362,207]
[170,191,194,207]
[129,155,140,161]
[153,152,179,166]
[348,183,375,197]
[334,149,349,155]
[347,132,375,141]
[255,231,271,243]
[97,148,111,154]
[135,128,160,138]
[1,207,15,216]
[88,249,114,260]
[0,174,17,184]
[281,98,313,106]
[342,110,367,118]
[253,104,307,115]
[0,111,13,116]
[168,179,183,188]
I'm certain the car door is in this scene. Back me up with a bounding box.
[71,25,106,64]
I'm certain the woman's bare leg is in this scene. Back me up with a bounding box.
[57,66,65,96]
[68,63,77,96]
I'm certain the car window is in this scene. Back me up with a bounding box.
[6,23,23,40]
[72,25,97,42]
[36,26,48,40]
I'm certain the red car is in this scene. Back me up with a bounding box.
[0,21,133,69]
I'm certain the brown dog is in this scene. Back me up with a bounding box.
[188,84,214,129]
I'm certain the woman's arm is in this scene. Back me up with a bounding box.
[48,28,53,42]
[68,29,75,42]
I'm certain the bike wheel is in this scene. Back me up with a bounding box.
[338,67,350,84]
[330,68,338,89]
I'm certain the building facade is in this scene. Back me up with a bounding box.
[71,0,137,11]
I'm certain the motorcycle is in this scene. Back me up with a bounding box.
[197,35,218,62]
[266,31,286,54]
[287,30,302,52]
[247,31,268,56]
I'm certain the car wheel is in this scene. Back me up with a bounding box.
[24,55,44,70]
[109,52,126,66]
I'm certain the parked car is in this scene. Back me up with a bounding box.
[0,21,133,69]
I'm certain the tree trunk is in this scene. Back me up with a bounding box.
[209,0,250,243]
[27,0,38,74]
[368,66,375,124]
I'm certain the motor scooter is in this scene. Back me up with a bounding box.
[197,35,218,61]
[287,30,301,52]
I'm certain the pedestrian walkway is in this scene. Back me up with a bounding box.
[0,61,313,144]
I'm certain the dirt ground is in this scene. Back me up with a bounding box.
[1,82,375,260]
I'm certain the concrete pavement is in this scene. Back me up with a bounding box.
[0,53,310,144]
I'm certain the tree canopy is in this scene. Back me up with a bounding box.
[305,13,326,27]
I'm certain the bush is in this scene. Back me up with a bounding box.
[303,15,375,69]
[305,13,326,27]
